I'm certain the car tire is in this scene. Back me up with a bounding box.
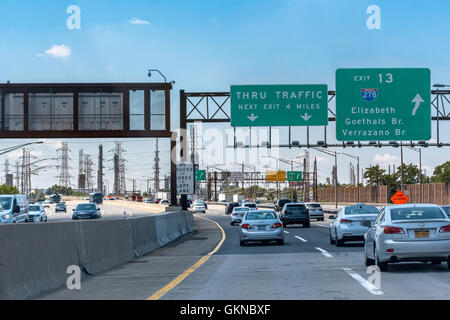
[375,249,388,272]
[447,258,450,270]
[277,239,284,245]
[329,230,336,245]
[230,222,234,226]
[304,222,310,228]
[365,250,375,266]
[240,240,246,246]
[283,223,287,228]
[431,260,441,265]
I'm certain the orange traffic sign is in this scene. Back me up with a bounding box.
[391,190,409,204]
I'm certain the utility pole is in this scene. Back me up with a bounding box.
[78,149,85,192]
[400,142,404,192]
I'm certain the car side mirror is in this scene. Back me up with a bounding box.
[362,220,372,228]
[328,215,335,220]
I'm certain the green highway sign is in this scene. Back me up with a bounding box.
[195,170,206,181]
[287,171,303,182]
[230,84,328,127]
[336,68,431,141]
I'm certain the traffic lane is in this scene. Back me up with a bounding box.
[203,205,364,256]
[46,201,161,222]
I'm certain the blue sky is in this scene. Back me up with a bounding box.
[0,0,449,191]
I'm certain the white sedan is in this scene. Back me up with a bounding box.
[329,204,379,246]
[364,204,450,271]
[193,204,206,213]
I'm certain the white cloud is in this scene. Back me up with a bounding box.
[130,17,150,25]
[373,153,400,165]
[316,156,331,164]
[39,44,72,58]
[7,150,43,159]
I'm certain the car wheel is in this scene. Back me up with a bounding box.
[431,260,441,265]
[277,239,284,245]
[365,249,375,266]
[375,248,388,272]
[447,258,450,270]
[329,230,336,244]
[304,222,310,228]
[283,223,287,228]
[240,240,246,246]
[230,222,234,226]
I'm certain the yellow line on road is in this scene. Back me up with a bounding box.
[147,215,226,300]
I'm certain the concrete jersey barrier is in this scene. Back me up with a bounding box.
[0,211,194,300]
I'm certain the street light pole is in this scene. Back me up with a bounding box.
[312,148,338,209]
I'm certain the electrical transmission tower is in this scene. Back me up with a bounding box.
[14,161,20,188]
[85,154,94,192]
[56,142,71,192]
[97,144,103,193]
[154,139,160,193]
[20,149,32,195]
[110,142,126,195]
[78,149,85,192]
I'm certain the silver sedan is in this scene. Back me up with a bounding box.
[364,204,450,271]
[239,210,284,246]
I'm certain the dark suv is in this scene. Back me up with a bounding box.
[225,202,240,214]
[279,203,310,228]
[274,199,292,212]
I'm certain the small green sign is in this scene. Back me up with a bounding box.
[195,170,206,181]
[230,84,328,127]
[336,68,431,141]
[287,171,303,182]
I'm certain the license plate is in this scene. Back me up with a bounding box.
[258,226,265,231]
[360,221,371,226]
[415,230,430,238]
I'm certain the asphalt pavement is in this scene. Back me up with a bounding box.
[37,204,450,300]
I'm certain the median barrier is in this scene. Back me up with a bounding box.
[0,222,80,300]
[0,210,194,300]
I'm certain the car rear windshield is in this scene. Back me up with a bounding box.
[245,211,277,220]
[307,203,321,208]
[345,206,379,215]
[76,204,96,210]
[285,205,307,212]
[234,207,249,212]
[441,207,450,217]
[279,200,290,205]
[29,205,41,211]
[244,204,256,208]
[390,207,446,221]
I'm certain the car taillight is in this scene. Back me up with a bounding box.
[232,213,238,216]
[340,219,353,223]
[241,224,252,230]
[384,226,405,234]
[439,225,450,233]
[271,223,282,229]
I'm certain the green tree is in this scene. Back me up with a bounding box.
[431,161,450,183]
[396,164,427,185]
[364,165,386,186]
[0,184,19,195]
[46,184,73,196]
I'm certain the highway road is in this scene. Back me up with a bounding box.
[42,200,165,222]
[38,204,450,300]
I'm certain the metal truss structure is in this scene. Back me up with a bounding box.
[180,90,450,149]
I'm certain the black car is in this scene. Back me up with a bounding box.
[225,202,240,214]
[72,203,101,220]
[274,199,292,212]
[279,203,310,228]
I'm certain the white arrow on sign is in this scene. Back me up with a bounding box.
[247,113,258,122]
[301,113,312,121]
[411,94,424,116]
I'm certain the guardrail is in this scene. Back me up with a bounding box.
[0,211,194,300]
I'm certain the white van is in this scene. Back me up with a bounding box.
[0,195,29,224]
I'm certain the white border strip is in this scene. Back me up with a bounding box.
[295,235,307,242]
